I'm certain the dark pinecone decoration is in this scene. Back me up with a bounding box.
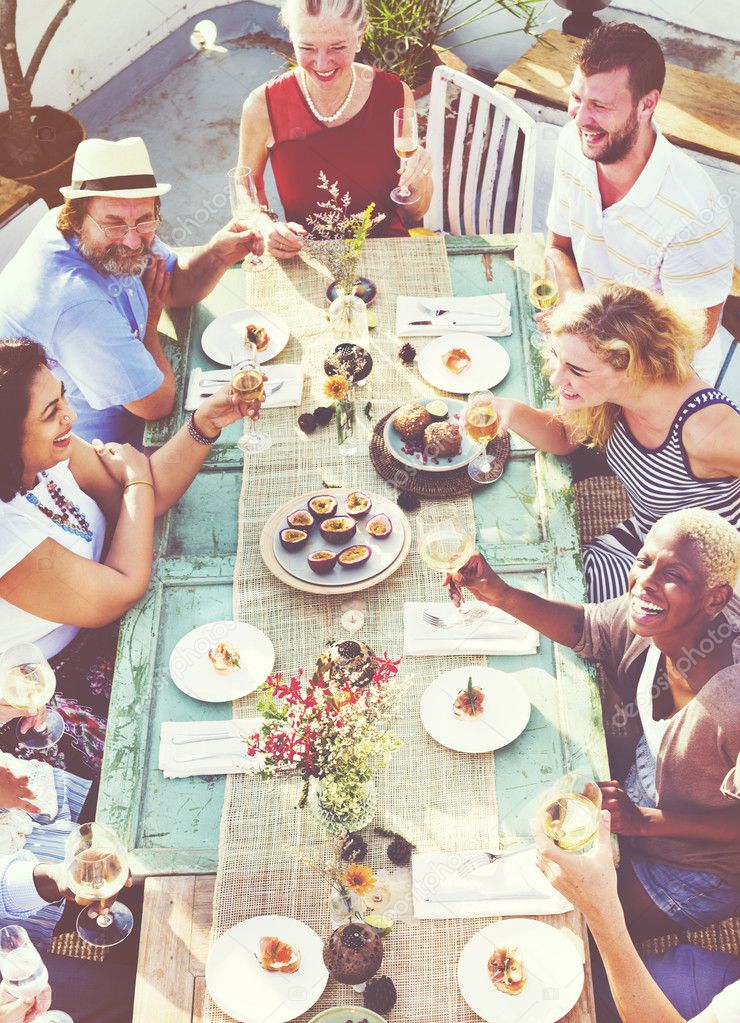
[364,976,398,1014]
[398,342,416,365]
[387,834,414,866]
[397,491,420,512]
[341,832,368,862]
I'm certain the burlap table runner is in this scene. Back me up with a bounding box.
[204,238,502,1023]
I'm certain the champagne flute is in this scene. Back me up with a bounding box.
[0,925,73,1021]
[64,822,133,948]
[227,166,270,270]
[416,504,478,621]
[0,643,65,750]
[539,772,602,854]
[463,391,503,485]
[231,343,271,454]
[390,107,419,206]
[528,255,559,348]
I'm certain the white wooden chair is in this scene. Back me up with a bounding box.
[0,198,48,272]
[423,66,537,237]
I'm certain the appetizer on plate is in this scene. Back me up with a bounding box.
[208,641,241,673]
[487,946,527,996]
[442,347,471,374]
[257,936,301,974]
[244,323,270,352]
[453,677,485,718]
[391,404,433,442]
[423,422,461,457]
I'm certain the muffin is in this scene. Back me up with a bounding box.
[423,421,461,457]
[322,922,383,984]
[392,403,433,441]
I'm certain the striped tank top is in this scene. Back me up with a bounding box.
[606,388,740,536]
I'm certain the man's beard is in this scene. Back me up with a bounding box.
[80,238,151,278]
[580,109,640,165]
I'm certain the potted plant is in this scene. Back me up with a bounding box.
[0,0,86,205]
[362,0,547,95]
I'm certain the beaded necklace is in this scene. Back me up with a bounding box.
[25,471,93,543]
[300,65,356,124]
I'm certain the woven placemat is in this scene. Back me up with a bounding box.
[370,408,511,498]
[50,930,106,962]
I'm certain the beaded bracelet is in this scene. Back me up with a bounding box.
[188,410,221,445]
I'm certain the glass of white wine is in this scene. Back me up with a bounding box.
[417,504,478,621]
[64,822,133,948]
[0,925,73,1022]
[0,643,65,750]
[463,391,503,485]
[540,772,602,854]
[528,256,559,348]
[390,107,419,206]
[227,166,270,270]
[231,343,271,455]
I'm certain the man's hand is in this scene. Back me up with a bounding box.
[532,810,619,920]
[0,762,40,814]
[444,552,508,608]
[33,861,134,918]
[0,704,46,736]
[142,254,173,323]
[209,220,265,267]
[598,782,649,835]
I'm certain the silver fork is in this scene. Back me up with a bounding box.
[458,843,536,879]
[423,608,499,629]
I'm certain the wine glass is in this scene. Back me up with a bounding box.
[463,391,503,485]
[0,643,65,750]
[416,504,479,622]
[0,925,73,1021]
[539,772,602,854]
[390,107,419,206]
[528,256,559,348]
[64,822,133,948]
[231,343,271,454]
[227,166,270,270]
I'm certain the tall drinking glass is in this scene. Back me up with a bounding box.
[64,823,133,948]
[231,344,271,454]
[528,255,559,348]
[539,772,602,854]
[390,107,419,206]
[463,391,503,484]
[227,166,270,270]
[0,643,65,750]
[0,925,73,1021]
[417,504,478,621]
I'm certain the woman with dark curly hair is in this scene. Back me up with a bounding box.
[0,338,259,779]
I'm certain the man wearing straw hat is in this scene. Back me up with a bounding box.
[0,137,263,444]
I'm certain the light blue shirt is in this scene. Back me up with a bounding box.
[0,208,177,443]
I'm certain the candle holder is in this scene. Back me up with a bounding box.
[555,0,613,37]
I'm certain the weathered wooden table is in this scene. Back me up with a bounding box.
[98,235,608,878]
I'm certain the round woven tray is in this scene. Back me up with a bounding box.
[370,409,511,499]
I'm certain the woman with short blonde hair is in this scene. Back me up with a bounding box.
[495,284,740,600]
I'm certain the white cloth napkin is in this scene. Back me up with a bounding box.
[403,602,539,657]
[184,365,304,412]
[158,718,264,779]
[412,849,572,919]
[396,295,512,337]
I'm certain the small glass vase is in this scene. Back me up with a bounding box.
[328,886,364,930]
[329,289,369,349]
[335,392,357,456]
[306,778,377,837]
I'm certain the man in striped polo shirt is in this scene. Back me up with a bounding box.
[546,22,734,383]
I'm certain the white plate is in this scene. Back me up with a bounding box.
[419,666,530,753]
[383,397,477,474]
[201,308,290,366]
[206,915,328,1023]
[417,334,510,394]
[272,490,407,587]
[169,620,275,703]
[457,918,584,1023]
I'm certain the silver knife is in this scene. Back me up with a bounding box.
[170,731,240,744]
[423,889,540,903]
[409,318,499,328]
[172,746,247,764]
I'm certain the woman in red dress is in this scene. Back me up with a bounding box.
[237,0,433,258]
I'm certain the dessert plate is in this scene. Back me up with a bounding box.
[201,308,290,366]
[382,397,477,474]
[420,666,530,753]
[206,915,328,1023]
[417,334,510,394]
[309,1009,387,1023]
[169,620,274,703]
[457,918,584,1023]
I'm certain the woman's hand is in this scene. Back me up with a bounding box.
[33,861,133,917]
[0,703,46,736]
[198,383,266,431]
[0,761,40,813]
[91,440,153,489]
[0,983,50,1023]
[397,144,433,195]
[598,781,649,836]
[444,552,508,608]
[265,221,307,260]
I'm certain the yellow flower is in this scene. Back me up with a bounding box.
[342,862,376,897]
[324,375,349,402]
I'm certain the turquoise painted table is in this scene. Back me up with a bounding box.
[98,235,608,874]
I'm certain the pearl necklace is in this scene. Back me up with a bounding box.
[301,65,356,124]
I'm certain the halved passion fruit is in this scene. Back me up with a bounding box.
[338,544,372,568]
[366,513,392,538]
[345,490,373,519]
[287,508,315,532]
[308,550,338,574]
[280,528,308,551]
[319,515,357,545]
[308,494,339,520]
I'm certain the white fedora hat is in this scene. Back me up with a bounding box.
[59,136,171,199]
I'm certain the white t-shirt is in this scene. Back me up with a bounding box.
[547,121,734,382]
[0,460,105,658]
[693,979,740,1022]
